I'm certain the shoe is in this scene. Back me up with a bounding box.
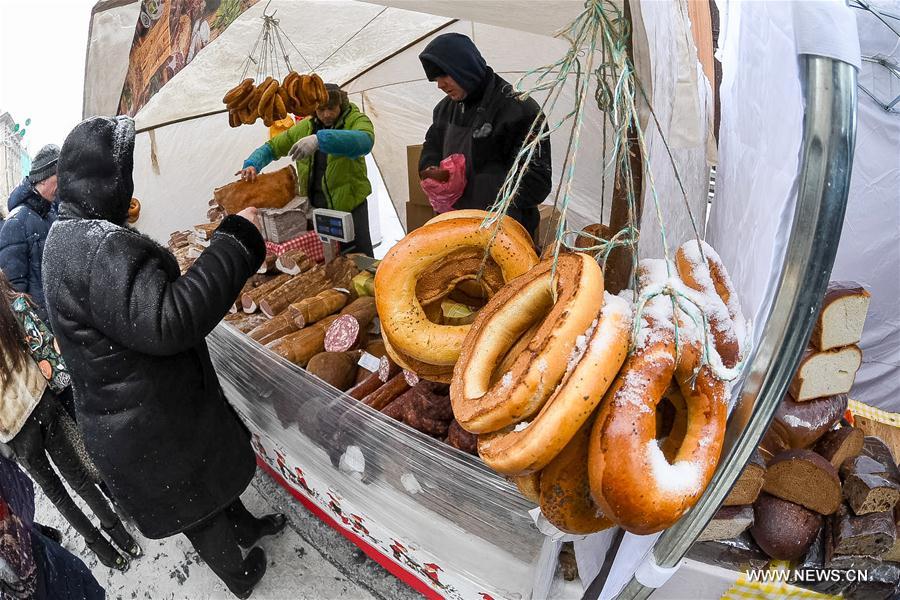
[86,534,129,572]
[227,547,267,599]
[103,521,143,558]
[33,523,63,545]
[238,513,287,549]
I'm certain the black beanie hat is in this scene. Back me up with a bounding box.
[419,33,488,95]
[29,144,60,183]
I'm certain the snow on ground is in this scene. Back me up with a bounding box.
[34,469,416,600]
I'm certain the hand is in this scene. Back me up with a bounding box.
[419,166,450,183]
[236,207,261,232]
[289,134,319,161]
[235,166,258,182]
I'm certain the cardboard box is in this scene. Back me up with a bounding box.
[537,204,563,248]
[407,145,430,207]
[406,202,436,233]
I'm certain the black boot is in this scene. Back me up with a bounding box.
[227,547,267,599]
[238,514,288,549]
[103,521,143,558]
[33,523,63,545]
[86,532,129,572]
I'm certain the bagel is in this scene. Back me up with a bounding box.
[381,333,454,384]
[587,260,727,534]
[510,472,541,504]
[223,78,253,105]
[450,253,604,433]
[540,418,615,535]
[375,214,538,369]
[675,240,747,368]
[476,291,631,474]
[425,209,535,249]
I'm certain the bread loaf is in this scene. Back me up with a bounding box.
[815,426,864,469]
[861,437,900,485]
[724,449,766,506]
[831,504,896,557]
[857,419,900,467]
[881,522,900,562]
[811,281,870,351]
[788,346,862,402]
[763,449,842,515]
[843,472,900,516]
[213,165,296,214]
[750,493,822,560]
[698,505,755,542]
[760,394,847,457]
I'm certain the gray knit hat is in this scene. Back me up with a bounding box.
[29,144,60,183]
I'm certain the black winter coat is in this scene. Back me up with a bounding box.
[42,116,266,538]
[420,69,552,237]
[0,180,56,318]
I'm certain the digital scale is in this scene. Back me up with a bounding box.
[312,208,355,261]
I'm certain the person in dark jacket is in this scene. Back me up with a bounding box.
[41,116,286,599]
[418,33,552,238]
[0,451,105,600]
[0,145,61,321]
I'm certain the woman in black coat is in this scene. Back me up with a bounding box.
[42,116,285,599]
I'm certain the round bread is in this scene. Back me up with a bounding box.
[510,472,541,504]
[450,253,604,433]
[539,419,614,535]
[477,291,631,474]
[375,214,538,368]
[750,493,822,560]
[759,393,848,457]
[588,320,727,534]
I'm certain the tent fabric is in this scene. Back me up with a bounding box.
[83,1,141,118]
[828,3,900,410]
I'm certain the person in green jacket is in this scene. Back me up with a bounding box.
[238,84,376,256]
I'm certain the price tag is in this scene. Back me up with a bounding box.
[358,352,380,373]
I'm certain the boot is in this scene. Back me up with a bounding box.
[238,514,288,549]
[104,520,143,558]
[86,533,129,572]
[33,523,63,545]
[227,547,267,599]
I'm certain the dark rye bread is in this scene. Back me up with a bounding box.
[763,449,842,515]
[815,426,864,469]
[831,504,896,557]
[861,436,900,485]
[697,505,754,542]
[760,394,847,458]
[724,449,766,506]
[882,522,900,562]
[844,472,900,516]
[750,493,822,560]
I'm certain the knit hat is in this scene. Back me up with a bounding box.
[419,33,488,95]
[29,144,60,183]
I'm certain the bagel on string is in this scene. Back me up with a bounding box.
[675,239,748,368]
[477,291,631,475]
[587,258,733,534]
[450,253,605,433]
[375,211,539,374]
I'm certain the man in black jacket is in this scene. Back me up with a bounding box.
[418,33,552,238]
[42,116,285,598]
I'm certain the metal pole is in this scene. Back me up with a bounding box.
[603,54,857,600]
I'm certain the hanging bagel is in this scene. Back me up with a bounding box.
[475,290,631,474]
[449,253,605,434]
[223,78,254,106]
[587,258,734,534]
[375,211,539,377]
[127,198,141,224]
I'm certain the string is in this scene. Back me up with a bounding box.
[313,8,388,72]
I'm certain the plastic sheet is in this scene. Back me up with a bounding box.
[685,533,769,572]
[206,323,545,599]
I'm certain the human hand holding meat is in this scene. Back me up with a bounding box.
[419,166,450,182]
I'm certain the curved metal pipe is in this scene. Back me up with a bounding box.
[585,54,858,600]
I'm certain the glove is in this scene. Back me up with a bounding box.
[289,134,319,161]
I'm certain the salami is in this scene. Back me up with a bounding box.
[248,312,298,345]
[306,351,360,391]
[378,354,400,383]
[348,369,383,401]
[324,315,361,352]
[276,249,313,275]
[403,369,420,388]
[361,373,409,410]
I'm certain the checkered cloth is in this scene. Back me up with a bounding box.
[265,231,325,263]
[848,399,900,427]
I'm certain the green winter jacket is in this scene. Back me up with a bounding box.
[266,103,374,213]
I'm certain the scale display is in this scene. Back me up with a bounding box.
[313,209,355,243]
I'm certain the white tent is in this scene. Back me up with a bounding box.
[83,0,713,273]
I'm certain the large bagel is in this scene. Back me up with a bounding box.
[477,292,631,474]
[381,332,454,384]
[425,209,535,248]
[375,214,538,368]
[540,418,615,535]
[450,253,605,433]
[586,259,728,534]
